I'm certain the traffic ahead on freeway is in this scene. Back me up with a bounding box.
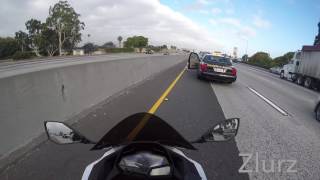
[1,0,320,180]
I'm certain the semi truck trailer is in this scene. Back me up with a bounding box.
[280,45,320,89]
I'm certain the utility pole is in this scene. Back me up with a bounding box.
[245,39,248,61]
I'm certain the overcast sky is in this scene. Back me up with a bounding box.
[0,0,319,57]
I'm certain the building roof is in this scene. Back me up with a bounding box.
[302,45,320,51]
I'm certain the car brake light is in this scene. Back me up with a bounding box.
[231,67,237,76]
[200,63,207,72]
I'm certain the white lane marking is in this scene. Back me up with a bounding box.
[248,87,288,116]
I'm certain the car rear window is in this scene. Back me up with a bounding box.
[203,55,232,66]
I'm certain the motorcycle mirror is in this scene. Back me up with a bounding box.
[192,118,240,143]
[44,121,93,145]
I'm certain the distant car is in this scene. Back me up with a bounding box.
[189,53,237,83]
[269,66,281,74]
[163,52,169,55]
[232,58,238,63]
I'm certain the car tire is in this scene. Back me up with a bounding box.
[196,70,203,79]
[316,104,320,121]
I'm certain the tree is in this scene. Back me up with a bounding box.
[161,45,168,49]
[248,52,272,69]
[272,52,294,67]
[170,45,177,50]
[25,19,43,56]
[46,1,85,56]
[83,43,96,54]
[117,36,123,48]
[102,41,115,48]
[124,36,148,52]
[15,31,29,52]
[123,37,133,48]
[0,37,19,59]
[241,54,248,62]
[40,26,59,56]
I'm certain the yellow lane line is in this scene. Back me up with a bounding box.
[126,66,187,141]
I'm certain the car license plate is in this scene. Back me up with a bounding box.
[214,68,224,73]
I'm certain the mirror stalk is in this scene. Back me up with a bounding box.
[81,138,97,144]
[190,138,205,144]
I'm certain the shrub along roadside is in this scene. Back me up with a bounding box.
[12,51,36,60]
[245,51,294,69]
[0,37,19,60]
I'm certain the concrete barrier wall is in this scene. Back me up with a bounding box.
[0,55,186,164]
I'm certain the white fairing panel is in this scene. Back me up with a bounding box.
[81,147,207,180]
[170,147,207,180]
[81,148,115,180]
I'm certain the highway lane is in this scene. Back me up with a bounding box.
[155,69,248,179]
[213,63,320,179]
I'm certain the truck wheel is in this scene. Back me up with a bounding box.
[291,74,297,82]
[296,76,304,85]
[304,77,312,89]
[316,104,320,121]
[280,72,284,79]
[313,81,320,91]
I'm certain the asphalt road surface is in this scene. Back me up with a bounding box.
[214,63,320,180]
[1,59,320,180]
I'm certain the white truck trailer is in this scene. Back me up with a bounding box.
[280,46,320,89]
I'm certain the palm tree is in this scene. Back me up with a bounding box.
[117,36,123,48]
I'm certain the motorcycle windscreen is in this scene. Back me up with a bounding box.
[91,112,196,150]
